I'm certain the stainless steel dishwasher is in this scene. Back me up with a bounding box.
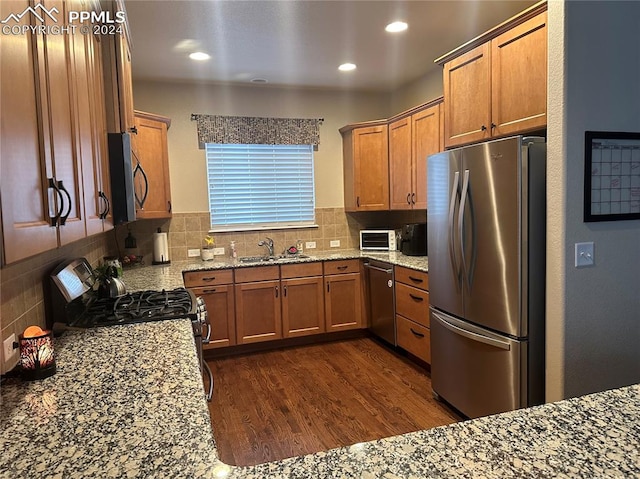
[364,260,396,345]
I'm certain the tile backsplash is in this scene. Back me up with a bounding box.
[120,208,427,261]
[0,232,117,374]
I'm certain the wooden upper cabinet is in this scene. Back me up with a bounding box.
[443,43,492,148]
[131,111,172,219]
[342,124,389,211]
[411,103,442,210]
[439,4,547,148]
[491,11,547,137]
[389,117,413,210]
[0,0,59,263]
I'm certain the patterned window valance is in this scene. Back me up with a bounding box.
[190,114,324,149]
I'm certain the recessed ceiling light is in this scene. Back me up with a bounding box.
[189,52,210,61]
[338,63,357,72]
[385,21,408,33]
[250,78,268,83]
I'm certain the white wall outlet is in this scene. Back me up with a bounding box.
[305,241,317,249]
[575,242,595,267]
[187,249,201,257]
[3,333,18,367]
[213,247,225,256]
[330,240,341,248]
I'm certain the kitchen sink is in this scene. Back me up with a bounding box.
[239,254,311,263]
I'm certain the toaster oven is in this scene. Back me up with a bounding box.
[359,230,398,251]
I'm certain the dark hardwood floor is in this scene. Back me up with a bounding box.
[205,337,462,466]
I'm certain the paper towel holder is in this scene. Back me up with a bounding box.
[152,227,171,265]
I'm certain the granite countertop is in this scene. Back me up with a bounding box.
[1,320,638,478]
[123,249,428,292]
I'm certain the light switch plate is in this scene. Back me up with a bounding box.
[305,241,317,249]
[3,333,18,367]
[575,242,595,267]
[330,240,341,248]
[187,249,201,257]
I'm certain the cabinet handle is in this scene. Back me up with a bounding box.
[411,192,416,204]
[327,282,330,293]
[481,125,487,131]
[408,276,423,283]
[168,200,172,213]
[98,191,110,219]
[201,277,216,281]
[410,328,425,338]
[202,289,217,293]
[409,294,424,302]
[356,196,360,208]
[406,193,411,205]
[283,285,287,297]
[132,152,149,209]
[275,285,279,298]
[491,123,496,130]
[337,265,348,271]
[47,178,64,227]
[129,126,138,135]
[57,180,72,226]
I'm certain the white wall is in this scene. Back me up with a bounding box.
[132,80,390,211]
[546,0,640,401]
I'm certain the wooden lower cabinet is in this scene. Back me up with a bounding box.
[396,315,431,364]
[282,276,325,337]
[191,285,235,349]
[395,266,431,364]
[235,280,282,344]
[324,272,362,332]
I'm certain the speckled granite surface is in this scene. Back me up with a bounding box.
[0,320,222,479]
[1,319,638,478]
[123,249,428,292]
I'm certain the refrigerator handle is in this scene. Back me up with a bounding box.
[448,171,462,289]
[459,169,475,292]
[434,311,511,351]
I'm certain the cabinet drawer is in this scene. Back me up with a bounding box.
[324,259,360,275]
[281,261,323,279]
[234,265,280,283]
[396,315,431,364]
[183,269,233,287]
[395,282,430,328]
[395,266,429,290]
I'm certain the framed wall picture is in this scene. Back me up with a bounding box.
[584,131,640,222]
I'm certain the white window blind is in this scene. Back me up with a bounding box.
[206,143,316,231]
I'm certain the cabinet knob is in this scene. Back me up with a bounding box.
[481,125,487,131]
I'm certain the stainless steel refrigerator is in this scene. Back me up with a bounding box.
[427,135,546,419]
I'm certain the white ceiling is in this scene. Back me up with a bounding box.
[125,0,537,91]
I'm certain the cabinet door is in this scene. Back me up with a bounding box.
[443,43,491,148]
[353,125,389,210]
[192,285,236,349]
[282,276,325,337]
[131,113,172,219]
[389,117,413,210]
[235,280,282,344]
[324,273,362,332]
[491,12,547,137]
[0,0,58,263]
[411,104,441,210]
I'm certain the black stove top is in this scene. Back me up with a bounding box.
[65,288,197,328]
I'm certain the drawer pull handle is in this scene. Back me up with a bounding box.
[410,328,425,338]
[202,277,216,281]
[202,289,217,293]
[409,328,424,338]
[408,276,423,283]
[409,294,424,302]
[337,265,348,270]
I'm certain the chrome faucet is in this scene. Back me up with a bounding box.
[258,237,274,257]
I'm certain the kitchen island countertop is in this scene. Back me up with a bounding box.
[122,249,428,292]
[1,319,638,478]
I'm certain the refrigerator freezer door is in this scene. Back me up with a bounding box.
[427,150,464,319]
[431,308,526,419]
[460,137,523,337]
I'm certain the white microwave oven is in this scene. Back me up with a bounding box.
[359,230,398,251]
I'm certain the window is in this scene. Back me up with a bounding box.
[206,143,316,231]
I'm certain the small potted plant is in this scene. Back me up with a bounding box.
[201,235,215,261]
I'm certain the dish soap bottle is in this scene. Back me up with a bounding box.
[229,241,237,259]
